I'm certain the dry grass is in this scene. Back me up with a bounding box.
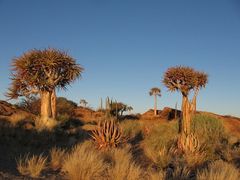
[16,154,47,178]
[184,151,206,168]
[107,145,144,180]
[142,122,177,168]
[197,160,239,180]
[35,116,58,131]
[171,166,191,180]
[62,141,108,180]
[148,170,166,180]
[144,145,172,169]
[49,147,66,171]
[120,120,142,139]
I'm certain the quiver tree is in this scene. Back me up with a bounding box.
[7,48,83,127]
[149,87,161,116]
[192,71,208,113]
[80,99,88,107]
[163,66,208,135]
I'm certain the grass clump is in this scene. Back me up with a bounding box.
[62,141,107,180]
[197,160,239,180]
[142,122,178,168]
[120,120,142,139]
[107,145,144,180]
[148,170,165,180]
[49,147,66,171]
[17,154,47,178]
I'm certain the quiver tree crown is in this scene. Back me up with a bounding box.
[7,48,84,99]
[149,87,161,96]
[163,66,197,96]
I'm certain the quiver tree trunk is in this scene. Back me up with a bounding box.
[40,91,52,124]
[51,90,56,119]
[181,95,192,135]
[154,95,157,116]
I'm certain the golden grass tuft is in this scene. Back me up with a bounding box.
[197,160,239,180]
[61,141,108,180]
[107,146,144,180]
[16,154,47,178]
[49,147,66,171]
[148,170,166,180]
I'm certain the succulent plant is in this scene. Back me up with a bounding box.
[91,119,123,149]
[178,133,200,154]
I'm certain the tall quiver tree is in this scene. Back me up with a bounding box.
[192,71,208,113]
[149,87,161,116]
[7,48,83,127]
[163,66,208,136]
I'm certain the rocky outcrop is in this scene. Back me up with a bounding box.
[0,101,17,116]
[142,107,181,120]
[159,107,181,120]
[73,107,104,123]
[0,100,34,124]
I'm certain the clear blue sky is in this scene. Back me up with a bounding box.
[0,0,240,117]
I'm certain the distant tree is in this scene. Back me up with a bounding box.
[108,101,133,117]
[163,66,208,135]
[7,48,83,128]
[126,106,133,113]
[80,99,88,107]
[149,87,161,116]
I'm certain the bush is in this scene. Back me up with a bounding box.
[191,114,227,160]
[191,114,225,144]
[62,141,108,180]
[17,154,47,178]
[197,160,239,180]
[142,122,178,168]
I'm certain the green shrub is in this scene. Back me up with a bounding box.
[191,114,227,160]
[142,122,178,168]
[191,114,225,143]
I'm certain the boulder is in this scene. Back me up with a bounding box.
[160,107,181,120]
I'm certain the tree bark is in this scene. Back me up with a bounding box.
[192,88,199,113]
[40,91,52,124]
[181,95,192,135]
[51,90,56,120]
[154,95,157,116]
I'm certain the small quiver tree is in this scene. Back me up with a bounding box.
[163,66,208,136]
[149,87,161,116]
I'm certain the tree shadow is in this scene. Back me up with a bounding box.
[0,118,89,175]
